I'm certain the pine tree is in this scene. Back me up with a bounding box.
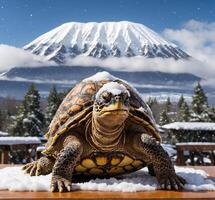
[178,95,185,109]
[22,84,44,136]
[159,110,171,125]
[208,106,215,122]
[190,82,210,122]
[166,97,172,113]
[9,104,26,136]
[178,101,190,122]
[9,84,44,136]
[147,97,153,108]
[45,86,61,127]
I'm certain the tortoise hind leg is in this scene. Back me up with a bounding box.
[133,133,186,191]
[22,156,55,176]
[51,136,83,192]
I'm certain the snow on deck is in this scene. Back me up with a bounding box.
[0,166,214,192]
[0,131,8,136]
[176,142,215,146]
[36,146,45,152]
[163,122,215,131]
[0,137,41,145]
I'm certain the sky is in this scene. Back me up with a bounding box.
[0,0,215,47]
[0,0,215,83]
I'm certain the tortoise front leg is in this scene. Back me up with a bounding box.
[23,156,55,176]
[51,136,83,192]
[134,133,186,191]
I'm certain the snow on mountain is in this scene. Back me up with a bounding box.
[24,21,190,64]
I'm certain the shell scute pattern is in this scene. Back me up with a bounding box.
[47,81,96,138]
[74,152,145,176]
[44,78,160,154]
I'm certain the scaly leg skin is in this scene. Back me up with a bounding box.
[137,134,186,191]
[51,137,83,192]
[22,156,55,176]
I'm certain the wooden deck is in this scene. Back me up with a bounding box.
[0,166,214,200]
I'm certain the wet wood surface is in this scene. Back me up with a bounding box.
[0,165,214,199]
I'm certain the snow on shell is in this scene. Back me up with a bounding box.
[95,82,130,100]
[83,71,155,121]
[83,71,117,82]
[163,122,215,131]
[0,166,214,192]
[0,137,41,145]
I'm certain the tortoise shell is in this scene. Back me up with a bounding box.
[43,73,161,156]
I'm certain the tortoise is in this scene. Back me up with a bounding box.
[23,71,186,192]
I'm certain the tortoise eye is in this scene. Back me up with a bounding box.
[101,92,112,102]
[123,93,129,100]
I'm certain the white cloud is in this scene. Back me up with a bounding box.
[0,44,55,72]
[163,20,215,81]
[65,55,203,75]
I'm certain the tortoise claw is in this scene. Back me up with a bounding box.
[51,176,72,192]
[158,174,186,191]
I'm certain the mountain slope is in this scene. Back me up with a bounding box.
[0,66,201,100]
[24,21,190,64]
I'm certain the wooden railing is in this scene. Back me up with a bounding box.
[176,143,215,166]
[0,144,40,164]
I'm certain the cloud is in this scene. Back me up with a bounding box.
[0,44,55,72]
[163,19,215,81]
[65,55,203,75]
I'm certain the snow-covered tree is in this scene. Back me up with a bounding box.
[190,82,210,122]
[159,110,171,125]
[208,106,215,122]
[22,84,44,136]
[9,84,44,136]
[147,97,158,108]
[166,97,172,113]
[9,104,26,136]
[45,86,61,127]
[178,95,185,109]
[178,101,190,122]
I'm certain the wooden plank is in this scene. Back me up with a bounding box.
[0,166,214,199]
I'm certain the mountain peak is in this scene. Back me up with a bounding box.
[24,21,190,64]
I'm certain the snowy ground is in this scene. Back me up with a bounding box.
[0,166,214,192]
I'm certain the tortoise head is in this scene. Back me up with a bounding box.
[93,82,130,127]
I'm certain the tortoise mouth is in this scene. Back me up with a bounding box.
[100,109,129,116]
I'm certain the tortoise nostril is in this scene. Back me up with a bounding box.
[115,96,121,101]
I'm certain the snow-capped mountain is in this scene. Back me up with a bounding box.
[24,21,190,64]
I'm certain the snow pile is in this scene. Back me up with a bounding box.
[96,82,130,100]
[0,131,8,136]
[161,144,176,157]
[0,137,41,145]
[0,166,214,192]
[163,122,215,131]
[176,142,215,146]
[83,71,117,82]
[36,146,45,152]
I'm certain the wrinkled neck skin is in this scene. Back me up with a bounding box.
[90,115,125,151]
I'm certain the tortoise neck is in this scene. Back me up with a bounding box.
[89,116,125,151]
